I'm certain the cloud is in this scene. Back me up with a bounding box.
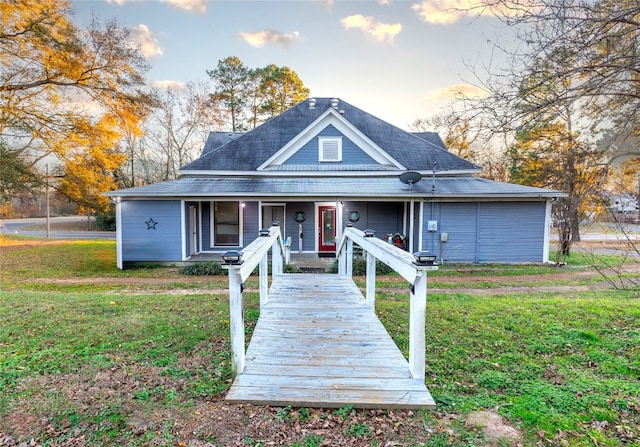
[426,83,489,101]
[412,0,490,25]
[162,0,207,13]
[107,0,207,13]
[237,30,300,48]
[151,80,188,94]
[128,24,163,58]
[341,14,402,43]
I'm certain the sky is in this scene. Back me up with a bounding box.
[70,0,508,130]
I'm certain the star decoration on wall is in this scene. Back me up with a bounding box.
[145,218,158,230]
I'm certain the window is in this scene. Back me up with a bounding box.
[319,137,342,162]
[212,202,240,246]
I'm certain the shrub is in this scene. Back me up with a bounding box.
[179,262,227,276]
[329,257,395,275]
[283,263,301,273]
[181,261,300,276]
[95,207,116,231]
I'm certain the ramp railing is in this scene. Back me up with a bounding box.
[223,223,286,377]
[336,226,438,380]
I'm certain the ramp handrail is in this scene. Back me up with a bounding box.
[336,227,438,380]
[224,224,287,376]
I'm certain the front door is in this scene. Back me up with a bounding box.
[318,205,336,253]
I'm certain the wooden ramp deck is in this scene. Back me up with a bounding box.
[226,274,436,409]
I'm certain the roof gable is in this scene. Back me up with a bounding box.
[257,108,404,170]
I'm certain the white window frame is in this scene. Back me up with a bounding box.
[210,201,243,248]
[318,136,342,162]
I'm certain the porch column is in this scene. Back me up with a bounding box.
[336,200,343,243]
[409,200,415,253]
[115,198,123,270]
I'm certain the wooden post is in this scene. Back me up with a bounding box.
[366,251,376,307]
[409,274,427,379]
[285,237,291,265]
[228,268,245,377]
[272,238,283,275]
[346,238,354,276]
[259,255,268,308]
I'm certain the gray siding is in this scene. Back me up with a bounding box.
[341,201,403,235]
[423,202,478,263]
[242,201,259,247]
[285,202,315,252]
[478,202,545,262]
[121,200,182,262]
[421,201,546,263]
[284,125,377,165]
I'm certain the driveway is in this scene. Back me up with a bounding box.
[0,216,115,240]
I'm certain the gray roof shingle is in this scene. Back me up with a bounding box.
[107,176,562,199]
[181,98,480,173]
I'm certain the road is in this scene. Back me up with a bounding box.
[0,216,115,240]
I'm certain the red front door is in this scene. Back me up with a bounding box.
[318,206,336,253]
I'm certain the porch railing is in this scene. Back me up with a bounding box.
[336,226,438,380]
[223,223,287,377]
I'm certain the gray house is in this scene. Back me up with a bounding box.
[107,97,561,269]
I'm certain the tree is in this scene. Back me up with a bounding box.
[141,81,224,182]
[472,0,640,141]
[510,119,607,256]
[455,0,640,253]
[0,0,151,211]
[259,65,311,119]
[207,56,249,132]
[411,111,511,182]
[57,116,126,213]
[208,56,310,131]
[412,113,474,160]
[0,141,41,201]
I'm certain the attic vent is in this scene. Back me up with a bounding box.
[319,136,342,162]
[308,98,316,109]
[330,98,339,109]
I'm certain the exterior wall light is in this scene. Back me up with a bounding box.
[363,229,376,237]
[413,251,437,266]
[222,250,244,265]
[259,228,270,237]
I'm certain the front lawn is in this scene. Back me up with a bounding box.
[1,236,638,446]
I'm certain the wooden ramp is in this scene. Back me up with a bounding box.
[226,274,436,409]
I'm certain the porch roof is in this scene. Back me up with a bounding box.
[106,176,564,199]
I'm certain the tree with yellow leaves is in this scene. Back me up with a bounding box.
[0,0,151,212]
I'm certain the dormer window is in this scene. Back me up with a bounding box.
[318,136,342,162]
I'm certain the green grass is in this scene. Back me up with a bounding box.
[377,291,640,446]
[1,235,639,446]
